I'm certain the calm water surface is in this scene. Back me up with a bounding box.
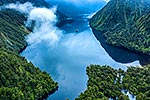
[21,2,149,100]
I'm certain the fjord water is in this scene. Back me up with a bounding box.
[21,1,149,100]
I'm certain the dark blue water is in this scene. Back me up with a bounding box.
[21,1,150,100]
[21,14,141,100]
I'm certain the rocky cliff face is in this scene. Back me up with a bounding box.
[90,0,150,55]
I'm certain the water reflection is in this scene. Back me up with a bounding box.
[92,29,150,66]
[22,16,145,100]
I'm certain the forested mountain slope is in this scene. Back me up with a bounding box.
[0,0,58,99]
[0,9,28,53]
[0,0,49,7]
[90,0,150,55]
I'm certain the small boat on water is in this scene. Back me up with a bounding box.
[75,28,78,32]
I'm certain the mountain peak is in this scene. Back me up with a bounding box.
[90,0,150,55]
[0,0,49,7]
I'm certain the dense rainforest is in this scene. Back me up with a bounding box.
[0,0,59,99]
[77,1,150,99]
[90,0,150,55]
[0,51,58,100]
[76,64,150,100]
[1,0,150,99]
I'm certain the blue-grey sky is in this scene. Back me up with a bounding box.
[60,0,109,3]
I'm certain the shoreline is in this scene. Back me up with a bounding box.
[90,27,150,66]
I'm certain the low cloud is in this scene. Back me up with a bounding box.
[4,2,62,46]
[3,2,139,100]
[25,6,63,45]
[5,2,34,14]
[103,0,110,2]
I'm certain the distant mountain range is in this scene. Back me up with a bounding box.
[90,0,150,55]
[46,0,106,17]
[0,0,49,7]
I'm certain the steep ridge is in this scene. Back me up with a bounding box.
[0,0,49,7]
[0,0,58,99]
[90,0,150,55]
[76,1,150,100]
[0,0,73,27]
[0,9,28,53]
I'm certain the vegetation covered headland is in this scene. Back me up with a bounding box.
[90,0,150,55]
[0,0,59,99]
[76,64,150,100]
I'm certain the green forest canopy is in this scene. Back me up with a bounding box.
[76,64,150,100]
[0,1,58,99]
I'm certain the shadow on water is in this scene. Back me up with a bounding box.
[92,29,150,66]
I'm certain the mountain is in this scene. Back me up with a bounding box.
[90,0,150,55]
[0,0,58,99]
[0,0,52,53]
[46,0,106,17]
[0,9,28,53]
[0,0,49,7]
[0,0,73,27]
